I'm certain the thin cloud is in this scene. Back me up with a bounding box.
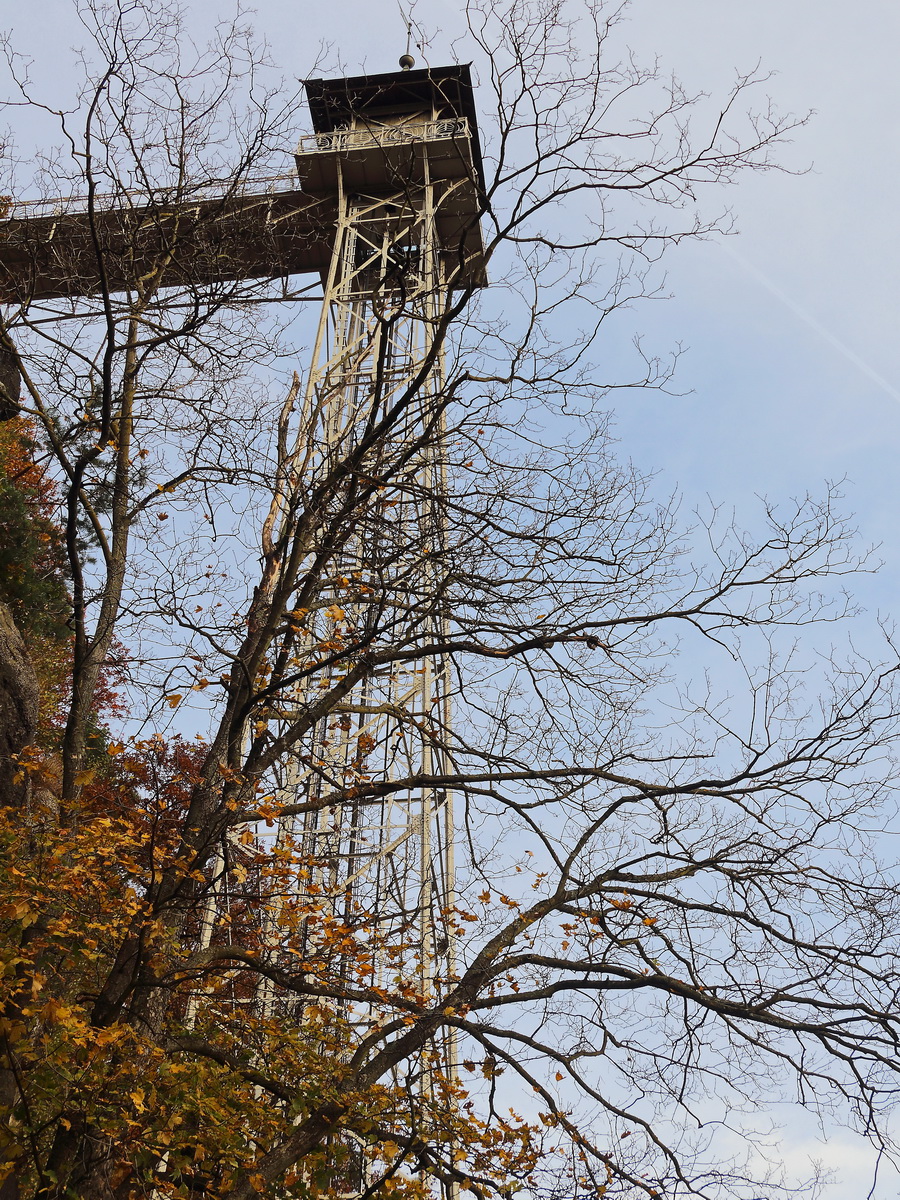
[721,241,900,407]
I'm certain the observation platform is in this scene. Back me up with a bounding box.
[0,64,486,305]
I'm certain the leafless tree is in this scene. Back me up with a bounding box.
[1,2,898,1199]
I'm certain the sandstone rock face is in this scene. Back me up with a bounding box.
[0,600,38,806]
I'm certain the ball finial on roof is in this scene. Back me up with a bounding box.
[399,53,415,70]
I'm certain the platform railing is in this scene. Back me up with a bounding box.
[296,117,469,157]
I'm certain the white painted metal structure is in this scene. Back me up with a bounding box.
[283,66,485,1011]
[255,68,486,1195]
[285,175,458,1005]
[252,76,484,1192]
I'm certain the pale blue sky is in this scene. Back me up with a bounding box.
[6,1,900,1194]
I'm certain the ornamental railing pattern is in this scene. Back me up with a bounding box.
[296,117,469,156]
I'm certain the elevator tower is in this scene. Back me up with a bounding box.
[268,62,484,1044]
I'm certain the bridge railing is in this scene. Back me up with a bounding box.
[1,173,301,222]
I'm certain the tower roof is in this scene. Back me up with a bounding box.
[304,64,485,191]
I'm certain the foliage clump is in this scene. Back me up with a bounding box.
[0,418,69,644]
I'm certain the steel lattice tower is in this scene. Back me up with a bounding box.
[284,187,456,986]
[274,65,484,1018]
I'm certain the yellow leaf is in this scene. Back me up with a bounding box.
[40,999,73,1023]
[107,742,124,756]
[2,900,34,922]
[130,1090,146,1112]
[74,768,97,786]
